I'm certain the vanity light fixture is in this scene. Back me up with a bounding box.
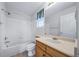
[45,2,56,10]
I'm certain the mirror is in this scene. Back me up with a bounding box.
[45,2,76,40]
[60,12,76,39]
[36,2,76,57]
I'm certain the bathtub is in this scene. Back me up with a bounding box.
[0,40,34,57]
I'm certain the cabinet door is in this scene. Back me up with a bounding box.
[45,53,51,57]
[36,46,45,57]
[36,40,46,51]
[46,46,69,57]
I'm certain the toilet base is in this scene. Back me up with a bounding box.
[28,51,34,57]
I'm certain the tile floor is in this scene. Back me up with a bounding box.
[13,51,28,57]
[13,51,35,57]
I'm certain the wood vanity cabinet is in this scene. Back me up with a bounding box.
[36,46,46,57]
[35,40,70,57]
[35,40,47,57]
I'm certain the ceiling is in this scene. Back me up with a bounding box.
[5,2,44,16]
[5,2,76,17]
[45,2,76,18]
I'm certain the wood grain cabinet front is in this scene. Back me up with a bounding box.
[46,46,69,57]
[36,45,46,57]
[36,40,46,51]
[35,40,70,57]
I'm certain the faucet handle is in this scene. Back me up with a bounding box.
[5,36,8,40]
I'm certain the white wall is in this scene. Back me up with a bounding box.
[0,2,6,48]
[0,3,35,56]
[5,10,34,47]
[45,6,76,38]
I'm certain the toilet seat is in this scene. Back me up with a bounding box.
[26,43,35,56]
[26,43,35,50]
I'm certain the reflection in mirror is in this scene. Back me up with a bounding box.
[37,9,44,28]
[36,8,45,36]
[60,12,76,39]
[36,2,77,57]
[45,2,76,40]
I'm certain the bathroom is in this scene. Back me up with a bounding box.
[0,2,79,57]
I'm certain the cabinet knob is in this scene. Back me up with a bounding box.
[43,54,45,56]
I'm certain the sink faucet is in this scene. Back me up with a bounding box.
[52,37,58,40]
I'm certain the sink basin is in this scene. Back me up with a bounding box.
[41,37,62,44]
[46,38,61,44]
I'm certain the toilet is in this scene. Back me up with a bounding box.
[26,43,35,56]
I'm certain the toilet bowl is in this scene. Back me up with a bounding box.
[26,43,35,56]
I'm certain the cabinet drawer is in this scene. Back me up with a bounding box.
[46,46,68,57]
[36,46,45,57]
[36,40,46,51]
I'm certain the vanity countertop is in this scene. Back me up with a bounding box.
[36,36,75,56]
